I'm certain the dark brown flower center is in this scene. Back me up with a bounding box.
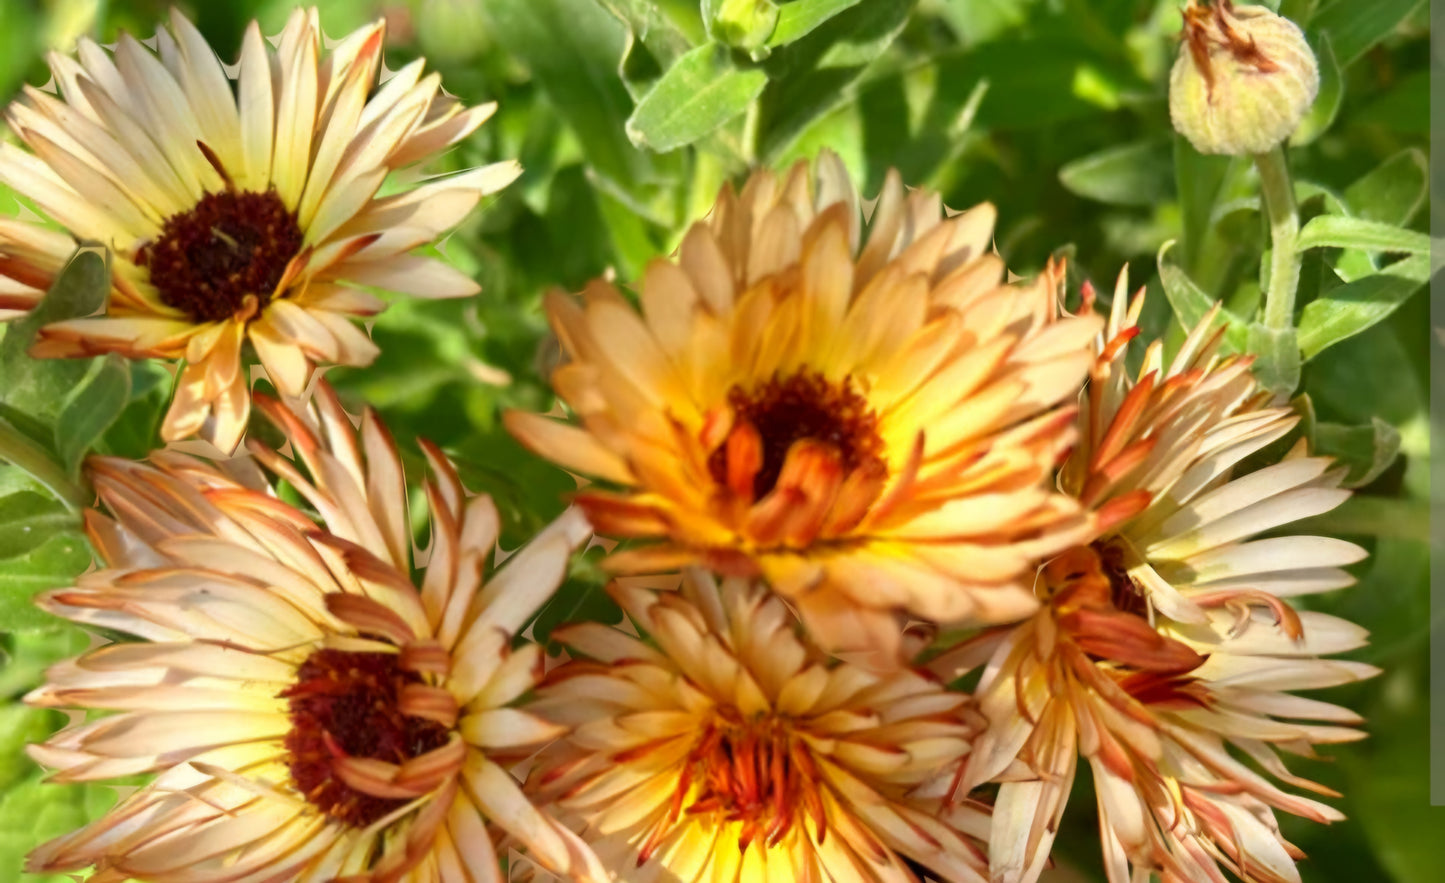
[137,189,303,323]
[281,649,449,828]
[677,712,822,853]
[708,370,885,499]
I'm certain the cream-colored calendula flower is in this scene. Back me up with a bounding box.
[0,8,517,451]
[25,384,606,883]
[932,276,1375,883]
[523,569,990,882]
[506,153,1100,662]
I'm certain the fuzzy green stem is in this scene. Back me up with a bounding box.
[0,418,86,511]
[1256,145,1301,330]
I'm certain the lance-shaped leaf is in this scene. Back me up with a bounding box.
[1297,254,1430,359]
[55,353,132,475]
[1296,215,1431,255]
[626,42,768,151]
[1313,418,1402,488]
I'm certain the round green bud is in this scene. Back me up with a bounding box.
[1169,0,1319,156]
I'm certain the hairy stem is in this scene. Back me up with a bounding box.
[1256,145,1301,330]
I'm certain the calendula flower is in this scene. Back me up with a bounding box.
[25,384,606,882]
[932,276,1375,883]
[523,569,990,882]
[505,153,1100,661]
[0,8,517,451]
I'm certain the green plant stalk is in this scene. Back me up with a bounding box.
[0,418,86,511]
[1256,145,1301,330]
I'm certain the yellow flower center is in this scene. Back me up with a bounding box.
[137,189,303,323]
[280,649,450,827]
[709,370,885,500]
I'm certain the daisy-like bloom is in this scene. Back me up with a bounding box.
[505,153,1101,660]
[0,8,517,451]
[932,277,1375,883]
[25,384,608,882]
[523,569,991,882]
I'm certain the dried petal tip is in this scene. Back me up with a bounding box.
[1169,0,1319,155]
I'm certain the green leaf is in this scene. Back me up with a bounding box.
[1245,323,1301,399]
[1344,148,1427,226]
[0,417,85,511]
[1155,242,1248,350]
[935,0,1036,44]
[1058,140,1173,207]
[755,0,915,162]
[768,0,862,46]
[1,247,108,357]
[1311,0,1424,67]
[601,0,696,97]
[1295,214,1430,254]
[1353,68,1428,134]
[626,43,769,152]
[0,247,112,422]
[55,353,131,476]
[1312,418,1401,488]
[0,772,119,882]
[1289,34,1341,146]
[0,492,77,561]
[1340,683,1445,883]
[1303,314,1422,435]
[1297,254,1430,359]
[1173,138,1234,272]
[479,0,680,212]
[0,705,66,792]
[0,624,91,700]
[0,531,91,632]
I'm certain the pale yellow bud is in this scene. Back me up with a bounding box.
[1169,0,1319,155]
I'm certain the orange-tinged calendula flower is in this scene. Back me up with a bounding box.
[932,275,1374,883]
[523,569,991,882]
[0,8,517,452]
[25,384,606,883]
[505,153,1100,662]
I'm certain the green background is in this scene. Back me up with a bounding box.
[0,0,1434,880]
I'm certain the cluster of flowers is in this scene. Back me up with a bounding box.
[1,9,1372,883]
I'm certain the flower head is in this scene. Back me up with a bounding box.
[1169,0,1320,155]
[25,384,606,882]
[524,570,990,882]
[0,8,517,451]
[933,277,1374,883]
[506,152,1100,661]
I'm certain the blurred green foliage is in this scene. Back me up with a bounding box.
[0,0,1434,880]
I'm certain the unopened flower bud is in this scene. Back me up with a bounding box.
[1169,0,1319,155]
[710,0,779,55]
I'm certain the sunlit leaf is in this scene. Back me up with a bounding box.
[1155,242,1249,350]
[0,492,77,561]
[627,42,769,151]
[1295,215,1430,255]
[769,0,862,46]
[1297,254,1430,359]
[0,531,91,633]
